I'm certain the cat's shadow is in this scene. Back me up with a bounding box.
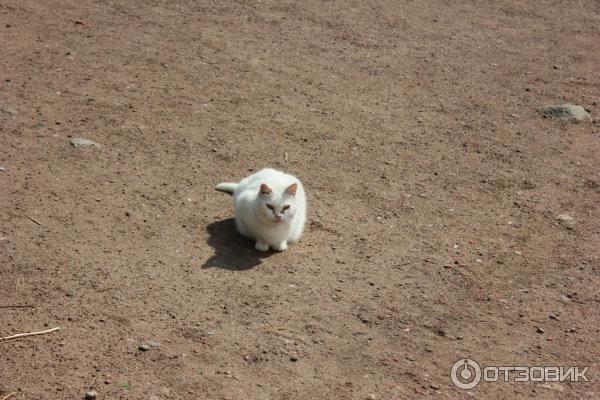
[202,218,271,270]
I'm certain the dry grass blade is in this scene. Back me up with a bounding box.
[1,327,61,341]
[25,215,43,226]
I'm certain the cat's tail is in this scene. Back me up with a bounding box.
[215,182,238,195]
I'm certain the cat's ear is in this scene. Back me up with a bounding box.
[285,183,298,197]
[260,183,272,196]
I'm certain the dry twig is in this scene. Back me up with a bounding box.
[1,392,17,400]
[25,215,43,226]
[1,327,60,341]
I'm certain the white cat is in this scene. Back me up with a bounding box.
[216,168,306,252]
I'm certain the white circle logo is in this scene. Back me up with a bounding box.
[451,358,482,389]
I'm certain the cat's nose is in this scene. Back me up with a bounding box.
[274,214,283,221]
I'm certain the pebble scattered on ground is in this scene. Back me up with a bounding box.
[70,138,101,148]
[85,390,97,400]
[1,107,18,115]
[556,214,574,222]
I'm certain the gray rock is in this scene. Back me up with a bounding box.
[138,343,150,351]
[538,104,590,121]
[85,390,98,400]
[70,138,101,148]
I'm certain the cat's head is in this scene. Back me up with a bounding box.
[256,182,298,223]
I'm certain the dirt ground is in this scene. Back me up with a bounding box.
[1,0,599,399]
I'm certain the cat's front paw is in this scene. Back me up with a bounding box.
[255,241,270,252]
[272,241,288,252]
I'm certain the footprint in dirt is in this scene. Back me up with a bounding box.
[202,218,272,270]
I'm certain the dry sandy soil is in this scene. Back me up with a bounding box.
[1,1,599,399]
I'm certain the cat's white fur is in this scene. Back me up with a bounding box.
[216,168,306,252]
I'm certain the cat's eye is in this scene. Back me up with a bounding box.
[282,205,290,211]
[266,204,274,210]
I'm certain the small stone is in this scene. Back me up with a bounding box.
[540,382,565,392]
[138,343,150,351]
[556,214,574,222]
[85,390,97,400]
[147,341,161,348]
[159,387,171,396]
[0,107,17,115]
[389,305,401,313]
[70,138,101,148]
[290,356,298,362]
[538,104,590,121]
[430,383,441,390]
[0,166,5,171]
[537,327,545,334]
[366,395,377,400]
